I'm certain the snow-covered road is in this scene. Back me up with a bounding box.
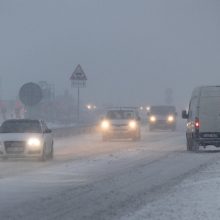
[0,127,220,220]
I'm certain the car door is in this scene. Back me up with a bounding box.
[199,96,220,133]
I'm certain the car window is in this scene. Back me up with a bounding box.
[1,121,41,133]
[107,110,135,119]
[150,106,176,115]
[188,97,197,120]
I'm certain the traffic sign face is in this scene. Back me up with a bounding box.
[70,65,87,88]
[19,82,43,106]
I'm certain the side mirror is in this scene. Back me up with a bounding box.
[45,129,52,133]
[182,110,188,119]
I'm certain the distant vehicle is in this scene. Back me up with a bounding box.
[100,108,141,141]
[0,119,53,161]
[148,105,177,131]
[182,86,220,152]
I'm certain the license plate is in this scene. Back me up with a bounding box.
[203,134,218,138]
[7,147,23,152]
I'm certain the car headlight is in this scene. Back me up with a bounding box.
[101,120,110,130]
[129,120,137,129]
[27,138,42,150]
[167,115,174,122]
[150,116,156,122]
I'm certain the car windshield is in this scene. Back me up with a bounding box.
[106,110,135,119]
[1,121,41,133]
[150,106,176,115]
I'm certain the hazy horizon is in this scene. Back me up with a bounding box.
[1,0,220,109]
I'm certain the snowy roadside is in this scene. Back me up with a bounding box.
[121,152,220,220]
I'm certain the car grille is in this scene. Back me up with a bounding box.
[112,124,128,130]
[4,141,26,154]
[157,120,166,123]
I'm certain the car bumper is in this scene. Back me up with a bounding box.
[0,147,43,158]
[196,138,220,147]
[102,129,139,139]
[149,121,176,129]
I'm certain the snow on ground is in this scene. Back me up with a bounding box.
[121,153,220,220]
[2,128,220,220]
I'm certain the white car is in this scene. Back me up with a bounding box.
[0,119,53,161]
[100,108,141,141]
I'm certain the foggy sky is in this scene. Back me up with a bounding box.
[0,0,220,109]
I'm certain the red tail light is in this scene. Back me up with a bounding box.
[195,118,200,129]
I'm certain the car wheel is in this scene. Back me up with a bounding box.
[186,137,192,151]
[192,138,199,152]
[39,144,47,161]
[49,143,54,160]
[149,126,154,132]
[134,131,141,141]
[132,136,140,142]
[102,135,109,142]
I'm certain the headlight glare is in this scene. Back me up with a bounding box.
[101,120,110,130]
[150,116,156,122]
[129,120,137,129]
[27,138,41,150]
[167,115,174,122]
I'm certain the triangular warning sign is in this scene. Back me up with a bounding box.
[70,64,87,81]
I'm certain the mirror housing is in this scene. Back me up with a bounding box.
[182,110,188,119]
[45,128,52,133]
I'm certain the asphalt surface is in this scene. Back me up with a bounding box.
[0,126,220,220]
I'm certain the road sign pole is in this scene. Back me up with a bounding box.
[70,64,87,123]
[77,87,80,122]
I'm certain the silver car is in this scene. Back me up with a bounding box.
[0,119,54,161]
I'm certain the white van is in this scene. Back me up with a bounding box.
[182,86,220,151]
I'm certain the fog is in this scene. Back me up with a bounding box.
[0,0,220,109]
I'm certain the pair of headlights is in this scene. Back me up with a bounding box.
[149,115,175,123]
[101,120,138,130]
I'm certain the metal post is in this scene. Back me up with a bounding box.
[77,87,80,122]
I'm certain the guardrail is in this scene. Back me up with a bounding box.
[52,124,97,138]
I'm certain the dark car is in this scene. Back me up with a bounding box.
[148,105,177,131]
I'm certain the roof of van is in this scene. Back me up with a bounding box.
[192,86,220,97]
